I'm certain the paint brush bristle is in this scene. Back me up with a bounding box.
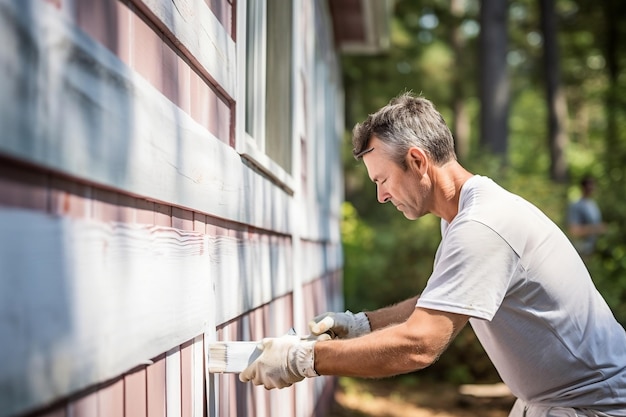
[207,341,262,373]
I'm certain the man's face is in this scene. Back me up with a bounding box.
[362,137,430,220]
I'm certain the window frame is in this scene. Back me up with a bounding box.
[235,0,296,193]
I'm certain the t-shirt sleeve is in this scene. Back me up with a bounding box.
[417,219,521,321]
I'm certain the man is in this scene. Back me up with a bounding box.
[568,175,606,256]
[240,93,626,416]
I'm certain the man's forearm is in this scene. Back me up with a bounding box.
[364,296,420,331]
[313,320,431,378]
[313,306,467,378]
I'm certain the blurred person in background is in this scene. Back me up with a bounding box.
[567,175,606,256]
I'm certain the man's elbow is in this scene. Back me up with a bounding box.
[408,346,444,370]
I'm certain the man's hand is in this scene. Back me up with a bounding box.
[309,311,371,339]
[239,335,317,389]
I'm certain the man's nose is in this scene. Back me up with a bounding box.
[377,186,390,204]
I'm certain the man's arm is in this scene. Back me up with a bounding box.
[365,296,420,330]
[314,306,468,378]
[309,296,421,339]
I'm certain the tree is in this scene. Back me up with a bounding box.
[539,0,569,182]
[450,0,471,161]
[479,0,509,156]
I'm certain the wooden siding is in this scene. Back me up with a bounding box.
[9,282,335,417]
[0,0,346,416]
[0,0,291,233]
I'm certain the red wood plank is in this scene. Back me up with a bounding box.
[204,0,234,38]
[146,356,167,417]
[130,5,164,95]
[176,56,192,114]
[116,1,133,66]
[134,199,155,225]
[0,160,49,211]
[162,39,181,106]
[154,203,172,227]
[68,391,97,417]
[124,368,147,417]
[190,70,212,135]
[117,194,137,223]
[172,207,194,231]
[193,212,206,233]
[180,341,193,417]
[91,188,119,222]
[75,0,124,57]
[97,379,124,417]
[49,177,92,219]
[214,94,232,146]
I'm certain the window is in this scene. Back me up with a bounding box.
[237,0,294,187]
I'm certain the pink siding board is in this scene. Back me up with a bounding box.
[161,38,182,106]
[172,207,194,231]
[215,95,232,146]
[177,56,193,114]
[146,356,167,417]
[49,177,92,219]
[68,391,98,417]
[0,160,49,211]
[193,212,207,233]
[205,0,234,38]
[72,0,133,65]
[117,193,137,223]
[205,215,236,237]
[97,380,124,417]
[91,188,120,223]
[154,203,172,227]
[180,341,193,417]
[188,70,231,144]
[117,0,133,67]
[130,5,164,94]
[124,368,148,417]
[60,0,234,146]
[134,198,156,225]
[218,320,239,417]
[190,71,212,135]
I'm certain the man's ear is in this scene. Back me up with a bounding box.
[407,147,428,175]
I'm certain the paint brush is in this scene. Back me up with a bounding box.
[207,328,332,373]
[207,341,262,373]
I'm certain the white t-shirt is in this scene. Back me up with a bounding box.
[416,176,626,413]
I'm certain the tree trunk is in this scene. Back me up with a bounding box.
[540,0,569,182]
[450,0,470,161]
[479,0,509,157]
[602,0,624,175]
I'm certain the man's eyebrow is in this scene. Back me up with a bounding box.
[355,147,375,159]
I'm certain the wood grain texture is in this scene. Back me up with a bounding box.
[0,0,293,234]
[136,0,236,98]
[0,207,297,416]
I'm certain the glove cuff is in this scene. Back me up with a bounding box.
[351,311,372,337]
[289,340,318,378]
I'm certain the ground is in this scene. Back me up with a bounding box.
[326,378,515,417]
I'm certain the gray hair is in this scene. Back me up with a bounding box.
[352,92,457,167]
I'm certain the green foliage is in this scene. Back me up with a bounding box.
[341,200,439,312]
[340,0,626,385]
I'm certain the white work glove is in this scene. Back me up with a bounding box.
[309,310,371,339]
[239,335,318,389]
